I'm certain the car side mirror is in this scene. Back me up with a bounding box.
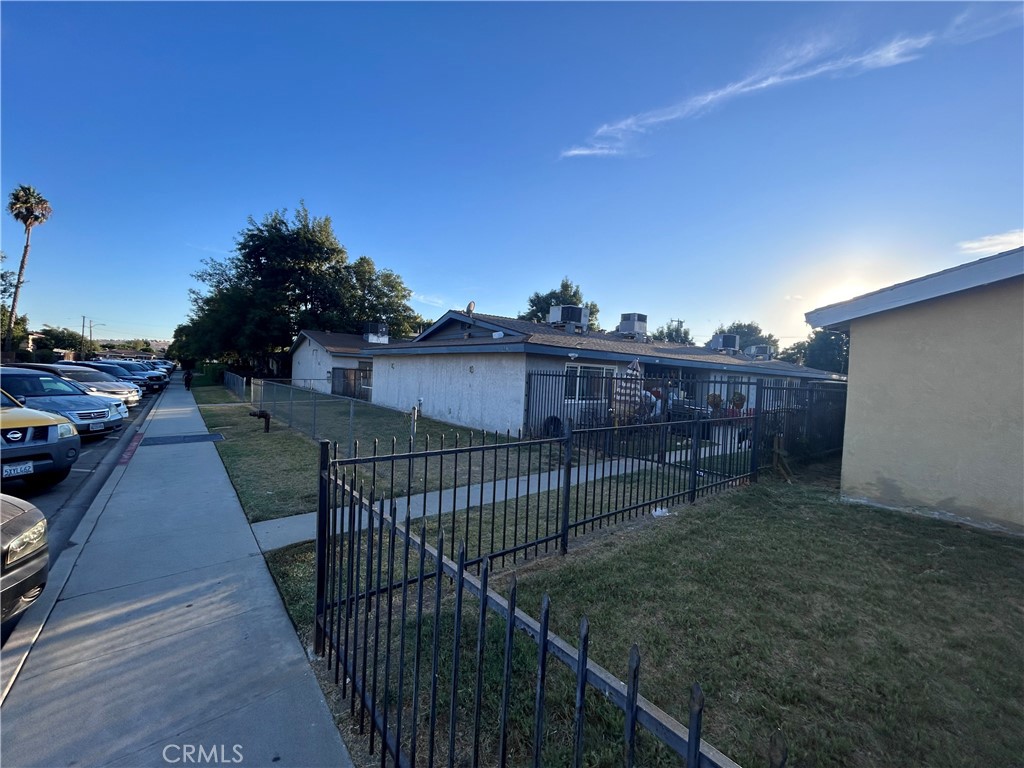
[16,395,27,405]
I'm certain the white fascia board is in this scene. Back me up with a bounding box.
[805,247,1024,330]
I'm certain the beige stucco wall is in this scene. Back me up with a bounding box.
[841,277,1024,532]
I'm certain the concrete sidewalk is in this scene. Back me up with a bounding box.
[0,376,354,768]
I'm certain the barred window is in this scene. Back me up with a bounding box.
[564,364,616,400]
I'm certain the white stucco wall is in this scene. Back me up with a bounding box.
[291,339,359,394]
[372,352,528,433]
[841,277,1024,532]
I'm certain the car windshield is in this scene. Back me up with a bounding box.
[2,373,82,397]
[65,369,117,383]
[94,364,132,377]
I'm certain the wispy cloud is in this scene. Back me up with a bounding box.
[562,9,1019,159]
[185,242,232,255]
[411,292,447,308]
[957,229,1024,256]
[943,4,1024,45]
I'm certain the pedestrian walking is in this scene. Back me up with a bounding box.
[183,370,194,390]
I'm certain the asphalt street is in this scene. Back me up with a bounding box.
[1,389,161,644]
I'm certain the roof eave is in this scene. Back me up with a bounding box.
[805,247,1023,329]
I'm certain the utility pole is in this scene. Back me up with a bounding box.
[88,320,105,358]
[81,316,86,360]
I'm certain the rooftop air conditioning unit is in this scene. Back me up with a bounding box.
[744,344,775,358]
[710,333,740,352]
[617,313,648,335]
[364,322,389,344]
[549,305,589,330]
[549,305,585,324]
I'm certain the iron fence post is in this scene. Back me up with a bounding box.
[314,439,331,656]
[751,379,763,480]
[624,644,640,767]
[312,390,318,440]
[560,421,573,555]
[688,411,702,502]
[687,683,705,767]
[349,399,355,458]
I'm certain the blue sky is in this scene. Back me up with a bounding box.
[2,1,1022,347]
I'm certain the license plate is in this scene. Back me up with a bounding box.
[89,423,105,431]
[3,462,34,478]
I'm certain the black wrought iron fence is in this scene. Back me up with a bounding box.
[321,413,761,571]
[525,373,846,463]
[314,455,790,767]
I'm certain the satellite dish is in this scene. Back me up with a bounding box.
[466,300,476,315]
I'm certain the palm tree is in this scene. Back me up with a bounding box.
[5,185,52,356]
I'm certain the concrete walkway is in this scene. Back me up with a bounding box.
[250,438,735,552]
[0,376,354,768]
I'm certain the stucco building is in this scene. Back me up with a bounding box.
[289,328,388,397]
[370,308,841,434]
[806,247,1024,533]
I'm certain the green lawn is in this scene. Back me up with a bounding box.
[270,466,1024,768]
[197,383,1024,767]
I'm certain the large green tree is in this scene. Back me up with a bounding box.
[778,330,849,374]
[518,277,600,330]
[184,203,422,369]
[707,321,779,351]
[37,325,97,358]
[5,185,52,356]
[650,319,694,344]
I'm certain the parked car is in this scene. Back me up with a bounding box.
[70,360,154,392]
[0,388,81,487]
[1,493,48,623]
[14,362,142,407]
[60,381,129,419]
[96,360,167,391]
[0,367,123,439]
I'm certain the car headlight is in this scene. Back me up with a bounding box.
[6,519,47,566]
[58,423,78,438]
[108,406,118,418]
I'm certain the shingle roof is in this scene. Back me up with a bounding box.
[381,311,839,378]
[290,330,380,356]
